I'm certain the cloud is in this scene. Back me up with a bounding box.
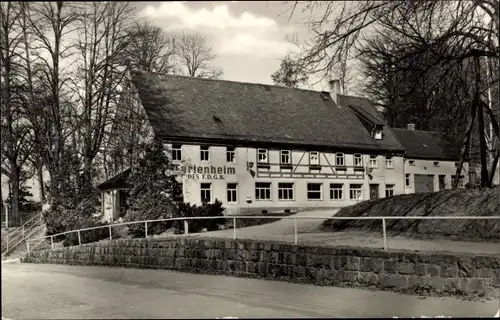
[219,33,295,58]
[140,2,294,58]
[141,2,277,31]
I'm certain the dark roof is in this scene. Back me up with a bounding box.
[392,129,461,160]
[97,168,133,191]
[340,95,384,126]
[130,70,405,153]
[339,95,405,152]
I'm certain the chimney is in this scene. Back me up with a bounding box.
[328,79,341,105]
[407,123,416,130]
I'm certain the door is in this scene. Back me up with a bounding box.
[369,184,379,200]
[414,174,435,193]
[438,175,446,190]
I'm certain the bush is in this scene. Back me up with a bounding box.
[124,202,178,238]
[44,202,120,247]
[173,200,226,234]
[124,139,181,238]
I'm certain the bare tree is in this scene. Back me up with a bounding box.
[175,32,223,79]
[287,0,499,187]
[70,1,136,191]
[122,20,175,74]
[21,1,81,202]
[0,1,34,219]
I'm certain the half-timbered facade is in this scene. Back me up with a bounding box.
[96,71,467,219]
[163,144,406,215]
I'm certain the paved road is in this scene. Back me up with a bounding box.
[202,209,500,255]
[2,262,498,319]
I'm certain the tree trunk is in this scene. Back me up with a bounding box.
[10,170,20,223]
[475,55,489,187]
[37,161,45,202]
[454,98,478,188]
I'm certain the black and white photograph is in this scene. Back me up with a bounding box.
[1,0,499,318]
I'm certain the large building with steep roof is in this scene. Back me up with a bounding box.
[97,71,469,221]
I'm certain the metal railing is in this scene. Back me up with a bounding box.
[25,215,500,254]
[2,212,44,256]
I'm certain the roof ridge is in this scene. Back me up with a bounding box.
[131,69,323,94]
[392,128,440,134]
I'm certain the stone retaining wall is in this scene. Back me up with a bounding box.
[21,237,500,299]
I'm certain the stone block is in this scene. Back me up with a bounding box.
[440,264,458,278]
[442,278,461,292]
[427,264,441,277]
[383,259,398,273]
[464,278,486,293]
[415,263,427,276]
[346,256,360,271]
[474,268,494,278]
[398,262,415,275]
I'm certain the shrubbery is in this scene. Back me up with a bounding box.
[123,139,180,238]
[173,200,226,234]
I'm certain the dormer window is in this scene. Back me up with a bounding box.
[373,129,383,140]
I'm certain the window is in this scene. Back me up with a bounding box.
[307,183,323,200]
[374,129,383,140]
[226,147,235,163]
[336,153,345,166]
[349,184,363,200]
[200,146,210,162]
[409,160,415,166]
[385,184,394,197]
[227,183,237,203]
[385,156,394,168]
[354,154,363,167]
[258,149,268,163]
[309,151,320,166]
[405,174,411,187]
[280,150,291,164]
[255,182,271,200]
[330,183,343,200]
[200,183,211,203]
[278,183,294,200]
[368,155,378,168]
[172,144,182,161]
[434,161,440,167]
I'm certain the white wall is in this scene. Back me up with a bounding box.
[403,158,469,194]
[164,143,407,215]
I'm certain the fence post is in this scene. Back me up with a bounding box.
[77,230,81,246]
[145,221,148,238]
[294,217,298,245]
[51,236,54,249]
[233,217,236,240]
[22,225,25,238]
[382,218,388,250]
[26,240,30,254]
[184,220,189,235]
[109,225,112,240]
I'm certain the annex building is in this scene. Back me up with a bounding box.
[97,71,468,221]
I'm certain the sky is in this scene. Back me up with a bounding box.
[135,1,333,91]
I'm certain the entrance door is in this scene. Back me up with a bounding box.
[369,184,379,200]
[414,174,435,193]
[438,175,446,190]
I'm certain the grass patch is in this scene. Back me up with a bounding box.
[320,187,500,242]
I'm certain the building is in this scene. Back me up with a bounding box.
[392,127,468,192]
[97,71,468,221]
